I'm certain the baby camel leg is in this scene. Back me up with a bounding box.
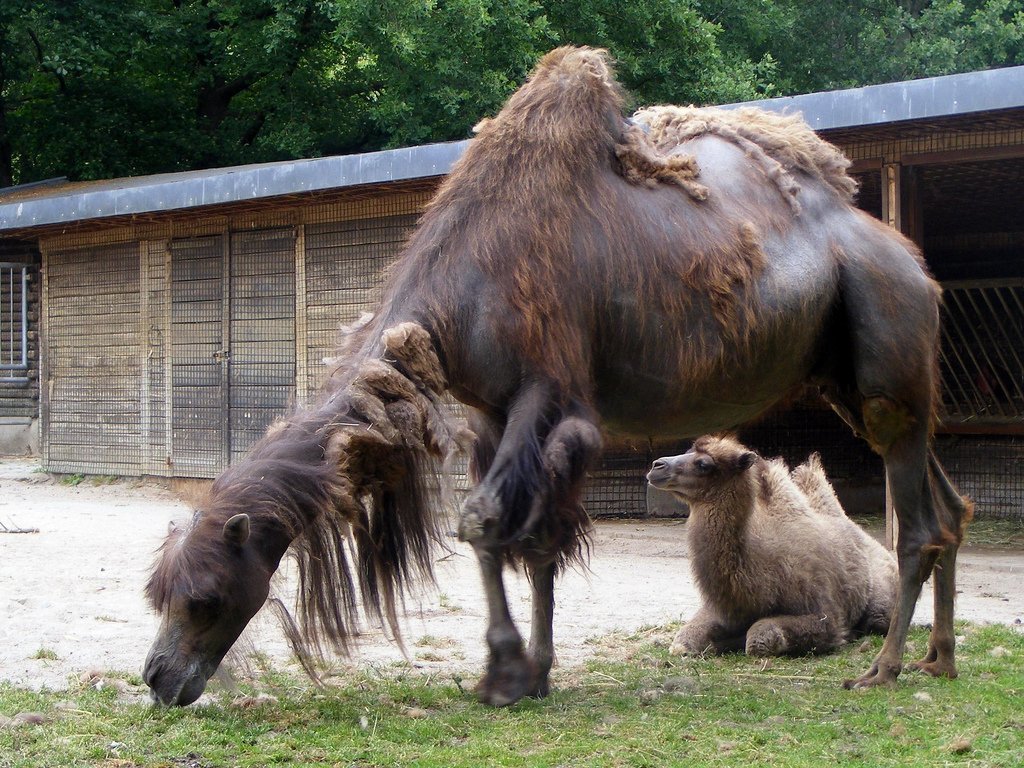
[671,606,747,656]
[745,612,845,656]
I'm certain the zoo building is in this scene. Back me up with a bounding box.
[0,65,1022,525]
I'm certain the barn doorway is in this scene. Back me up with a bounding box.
[168,228,296,475]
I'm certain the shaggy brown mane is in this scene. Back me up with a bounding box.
[148,322,472,670]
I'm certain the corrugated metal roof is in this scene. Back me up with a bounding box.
[726,65,1024,130]
[0,141,467,231]
[2,64,1022,233]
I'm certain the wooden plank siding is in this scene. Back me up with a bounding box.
[43,242,142,474]
[228,227,296,463]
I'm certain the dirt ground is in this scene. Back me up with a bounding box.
[1,457,1021,696]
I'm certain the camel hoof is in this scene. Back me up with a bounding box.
[475,656,539,707]
[908,659,958,679]
[842,660,900,689]
[529,676,551,699]
[746,624,786,657]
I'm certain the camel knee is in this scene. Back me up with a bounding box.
[459,487,502,542]
[862,395,916,453]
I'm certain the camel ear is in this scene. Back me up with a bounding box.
[736,451,757,471]
[223,513,250,546]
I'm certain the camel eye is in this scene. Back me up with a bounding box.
[694,457,713,473]
[188,597,222,619]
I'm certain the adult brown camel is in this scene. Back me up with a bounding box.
[143,46,971,708]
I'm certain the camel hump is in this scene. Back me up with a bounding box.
[532,46,613,86]
[791,453,847,518]
[632,104,857,206]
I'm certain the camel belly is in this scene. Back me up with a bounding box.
[593,279,834,438]
[595,357,811,439]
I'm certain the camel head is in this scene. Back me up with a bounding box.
[647,435,758,504]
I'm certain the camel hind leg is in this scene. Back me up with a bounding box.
[908,454,973,678]
[827,240,969,687]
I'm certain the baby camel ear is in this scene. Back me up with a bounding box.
[737,451,757,470]
[223,513,250,546]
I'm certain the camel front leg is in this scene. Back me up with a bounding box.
[671,605,747,656]
[459,380,557,706]
[471,544,537,707]
[526,561,556,698]
[460,382,601,706]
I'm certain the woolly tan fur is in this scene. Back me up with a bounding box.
[648,436,897,657]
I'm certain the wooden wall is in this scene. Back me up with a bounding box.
[38,189,433,477]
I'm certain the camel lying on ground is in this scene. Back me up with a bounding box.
[647,435,897,657]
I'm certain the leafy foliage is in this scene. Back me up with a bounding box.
[1,0,1021,186]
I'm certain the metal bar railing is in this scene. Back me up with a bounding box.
[0,263,28,374]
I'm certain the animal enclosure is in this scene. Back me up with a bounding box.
[0,69,1022,520]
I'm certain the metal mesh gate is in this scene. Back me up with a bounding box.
[303,214,419,399]
[168,228,297,474]
[939,280,1024,425]
[1,263,28,381]
[228,228,296,462]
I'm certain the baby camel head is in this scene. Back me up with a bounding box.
[646,435,758,504]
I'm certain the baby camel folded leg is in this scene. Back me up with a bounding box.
[671,605,747,656]
[745,611,846,656]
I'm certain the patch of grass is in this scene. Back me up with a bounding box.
[1,624,1022,767]
[30,648,59,661]
[850,513,1024,551]
[438,592,462,613]
[963,517,1024,549]
[58,473,85,487]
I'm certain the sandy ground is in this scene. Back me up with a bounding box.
[1,456,1021,695]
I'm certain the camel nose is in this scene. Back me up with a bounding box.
[651,459,668,471]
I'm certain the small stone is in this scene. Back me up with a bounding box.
[662,675,699,694]
[857,640,873,653]
[889,722,907,738]
[948,738,972,754]
[913,691,933,703]
[989,646,1011,658]
[79,669,104,685]
[405,707,429,719]
[639,689,663,704]
[232,693,278,708]
[12,712,46,727]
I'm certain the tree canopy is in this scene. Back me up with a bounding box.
[1,0,1021,187]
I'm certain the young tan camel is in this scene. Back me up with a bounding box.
[648,435,897,657]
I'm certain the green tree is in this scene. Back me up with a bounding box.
[1,1,1022,186]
